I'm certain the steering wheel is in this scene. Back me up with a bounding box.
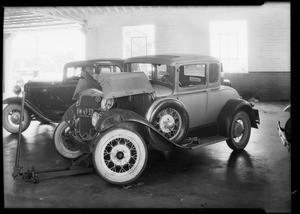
[161,75,171,83]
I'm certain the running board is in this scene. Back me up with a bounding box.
[178,135,228,150]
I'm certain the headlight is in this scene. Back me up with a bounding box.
[101,98,114,111]
[92,112,100,127]
[13,85,22,95]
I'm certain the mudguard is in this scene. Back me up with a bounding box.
[62,102,77,126]
[217,99,260,137]
[94,108,183,151]
[3,97,23,105]
[3,96,52,123]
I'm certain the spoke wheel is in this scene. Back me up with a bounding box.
[93,128,147,185]
[154,108,182,140]
[226,111,251,151]
[54,121,83,160]
[3,103,31,133]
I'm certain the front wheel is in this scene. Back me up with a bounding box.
[93,128,148,185]
[3,103,31,133]
[226,111,251,151]
[54,121,84,160]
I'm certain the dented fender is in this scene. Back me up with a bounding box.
[94,108,178,150]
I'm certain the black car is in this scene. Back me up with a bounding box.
[2,59,125,134]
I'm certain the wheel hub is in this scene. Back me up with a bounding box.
[11,112,21,124]
[116,151,124,160]
[233,120,244,138]
[110,145,130,166]
[159,115,175,133]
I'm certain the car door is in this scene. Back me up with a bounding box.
[175,63,208,129]
[205,62,228,124]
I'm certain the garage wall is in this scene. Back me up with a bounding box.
[85,2,290,101]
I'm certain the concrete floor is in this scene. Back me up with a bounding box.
[3,102,291,212]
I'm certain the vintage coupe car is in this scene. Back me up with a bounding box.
[54,54,260,185]
[2,59,125,134]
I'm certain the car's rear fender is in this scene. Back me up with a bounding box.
[217,99,260,137]
[3,96,52,122]
[93,108,176,151]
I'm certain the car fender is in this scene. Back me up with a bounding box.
[283,105,291,113]
[3,96,52,123]
[94,108,178,151]
[217,99,259,137]
[62,102,77,126]
[3,96,23,105]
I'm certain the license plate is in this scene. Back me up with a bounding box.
[77,107,94,117]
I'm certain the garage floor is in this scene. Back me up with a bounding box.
[3,102,291,212]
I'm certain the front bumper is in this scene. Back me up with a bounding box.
[277,121,291,153]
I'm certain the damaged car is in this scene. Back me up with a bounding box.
[2,59,125,133]
[54,54,260,185]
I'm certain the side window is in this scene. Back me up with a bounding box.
[209,63,219,84]
[179,64,206,88]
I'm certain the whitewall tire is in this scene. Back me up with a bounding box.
[54,121,84,160]
[93,128,148,185]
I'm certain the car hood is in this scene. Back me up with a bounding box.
[24,80,61,91]
[96,72,155,99]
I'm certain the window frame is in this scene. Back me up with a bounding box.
[177,63,208,92]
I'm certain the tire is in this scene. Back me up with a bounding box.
[3,103,31,133]
[148,102,189,145]
[54,121,84,160]
[93,128,148,185]
[226,110,251,151]
[284,118,291,142]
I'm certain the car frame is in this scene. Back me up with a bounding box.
[2,59,125,134]
[54,54,260,185]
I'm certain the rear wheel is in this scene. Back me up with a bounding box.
[148,102,189,149]
[54,121,84,160]
[226,111,251,151]
[3,103,31,133]
[93,128,148,185]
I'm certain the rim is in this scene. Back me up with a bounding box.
[232,119,245,143]
[60,125,79,152]
[101,137,138,174]
[154,108,182,140]
[7,109,24,128]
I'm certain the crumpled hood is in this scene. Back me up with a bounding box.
[96,72,155,99]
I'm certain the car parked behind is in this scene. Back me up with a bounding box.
[2,59,125,134]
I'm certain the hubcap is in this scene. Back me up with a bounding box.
[154,108,182,140]
[10,111,21,124]
[233,120,244,142]
[159,115,175,133]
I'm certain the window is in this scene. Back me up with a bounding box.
[179,64,206,87]
[99,66,122,74]
[123,25,155,58]
[210,20,248,73]
[209,63,219,83]
[130,63,175,86]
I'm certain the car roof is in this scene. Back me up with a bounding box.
[64,58,125,68]
[125,54,220,66]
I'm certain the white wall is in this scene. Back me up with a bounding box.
[85,2,290,73]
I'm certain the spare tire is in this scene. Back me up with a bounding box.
[146,99,189,146]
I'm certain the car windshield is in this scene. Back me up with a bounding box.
[129,63,175,86]
[65,65,122,80]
